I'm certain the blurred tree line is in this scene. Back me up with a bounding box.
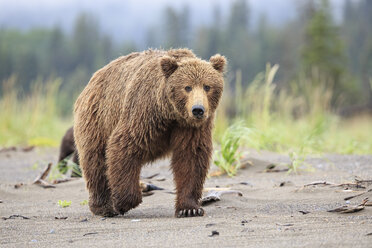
[0,0,371,115]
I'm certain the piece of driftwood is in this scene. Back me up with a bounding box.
[328,198,369,213]
[304,181,337,187]
[33,163,56,188]
[344,189,372,201]
[33,163,52,182]
[201,189,243,206]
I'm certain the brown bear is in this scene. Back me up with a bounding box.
[57,127,163,191]
[73,48,226,218]
[58,127,79,165]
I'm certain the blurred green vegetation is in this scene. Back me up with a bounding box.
[0,77,70,146]
[214,64,372,155]
[0,0,371,155]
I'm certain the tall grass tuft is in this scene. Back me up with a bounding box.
[0,76,71,146]
[213,121,250,176]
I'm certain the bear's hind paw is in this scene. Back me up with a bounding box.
[176,208,204,218]
[90,204,118,217]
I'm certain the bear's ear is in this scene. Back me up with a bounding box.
[160,56,178,78]
[209,54,226,73]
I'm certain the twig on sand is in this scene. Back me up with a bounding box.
[33,163,56,188]
[303,178,372,190]
[35,179,56,188]
[354,178,372,184]
[2,214,30,220]
[262,164,289,173]
[344,189,372,201]
[328,198,369,213]
[304,181,337,187]
[33,163,52,182]
[276,223,294,226]
[83,232,98,237]
[331,182,366,189]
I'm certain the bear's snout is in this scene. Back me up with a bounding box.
[191,105,205,119]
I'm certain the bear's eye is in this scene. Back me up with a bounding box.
[204,85,211,92]
[185,86,192,92]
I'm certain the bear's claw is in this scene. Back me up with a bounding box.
[177,208,204,218]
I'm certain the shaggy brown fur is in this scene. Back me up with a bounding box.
[73,48,226,217]
[58,127,162,191]
[58,127,79,164]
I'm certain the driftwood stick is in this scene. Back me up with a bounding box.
[33,163,55,188]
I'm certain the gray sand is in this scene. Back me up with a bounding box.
[1,148,371,247]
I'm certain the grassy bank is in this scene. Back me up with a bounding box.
[214,64,372,155]
[0,77,70,147]
[0,70,371,155]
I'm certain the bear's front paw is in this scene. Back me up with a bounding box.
[176,208,204,218]
[112,193,142,215]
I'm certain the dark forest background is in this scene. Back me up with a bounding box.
[0,0,371,115]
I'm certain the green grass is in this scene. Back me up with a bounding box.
[58,200,72,208]
[213,121,250,176]
[214,64,372,156]
[0,76,71,147]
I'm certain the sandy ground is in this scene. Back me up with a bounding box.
[0,148,371,248]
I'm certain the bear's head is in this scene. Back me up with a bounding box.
[161,54,226,126]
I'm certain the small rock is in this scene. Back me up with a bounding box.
[241,219,251,224]
[101,218,106,221]
[299,210,310,215]
[80,218,88,222]
[205,223,216,228]
[209,230,219,237]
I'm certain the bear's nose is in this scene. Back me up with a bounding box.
[192,105,205,118]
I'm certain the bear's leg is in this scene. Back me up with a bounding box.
[77,141,116,217]
[170,126,212,218]
[106,131,143,215]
